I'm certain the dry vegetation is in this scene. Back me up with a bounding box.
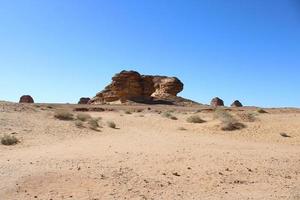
[88,118,101,131]
[186,115,205,123]
[76,113,92,121]
[1,135,19,145]
[178,127,187,131]
[54,110,74,120]
[74,120,84,128]
[162,111,178,120]
[107,121,116,129]
[257,108,268,113]
[214,109,246,131]
[124,110,132,114]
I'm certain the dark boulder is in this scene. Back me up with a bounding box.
[78,97,90,104]
[231,100,243,107]
[210,97,224,107]
[19,95,34,103]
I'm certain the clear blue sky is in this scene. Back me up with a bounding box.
[1,0,300,107]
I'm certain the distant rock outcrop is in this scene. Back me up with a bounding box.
[19,95,34,103]
[210,97,224,107]
[89,70,194,105]
[78,97,90,104]
[231,100,243,107]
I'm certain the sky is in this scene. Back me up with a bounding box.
[0,0,300,107]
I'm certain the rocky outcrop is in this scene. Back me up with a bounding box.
[19,95,34,103]
[89,70,185,104]
[210,97,224,107]
[78,97,90,104]
[231,100,243,107]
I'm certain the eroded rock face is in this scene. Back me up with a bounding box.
[210,97,224,107]
[90,70,184,104]
[78,97,90,104]
[19,95,34,103]
[231,100,243,107]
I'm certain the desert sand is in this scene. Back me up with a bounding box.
[0,101,299,200]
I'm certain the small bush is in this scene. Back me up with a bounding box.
[215,110,245,131]
[162,112,172,118]
[125,110,132,114]
[139,114,145,117]
[170,116,178,120]
[186,115,205,123]
[1,135,19,145]
[257,109,268,114]
[162,112,177,120]
[220,122,246,131]
[178,127,187,131]
[54,110,73,120]
[76,113,91,122]
[75,120,84,128]
[88,118,100,131]
[107,121,116,129]
[214,109,234,121]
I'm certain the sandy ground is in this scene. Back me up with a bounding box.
[0,102,300,200]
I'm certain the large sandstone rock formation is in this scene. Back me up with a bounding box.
[210,97,224,107]
[19,95,34,103]
[89,70,186,104]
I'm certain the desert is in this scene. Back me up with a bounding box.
[1,1,300,199]
[1,97,300,199]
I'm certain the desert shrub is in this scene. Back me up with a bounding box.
[215,110,245,131]
[54,110,73,120]
[257,108,268,113]
[214,109,234,121]
[220,122,246,131]
[107,121,116,129]
[139,114,145,117]
[170,116,178,120]
[237,112,256,122]
[135,109,143,113]
[74,120,84,128]
[178,127,187,131]
[162,112,177,120]
[125,110,132,114]
[76,113,92,121]
[88,118,100,131]
[162,112,172,118]
[1,135,19,145]
[186,115,205,123]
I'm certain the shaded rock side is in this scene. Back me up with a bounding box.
[19,95,34,103]
[231,100,243,107]
[210,97,224,107]
[78,97,91,104]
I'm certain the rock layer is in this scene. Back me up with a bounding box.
[19,95,34,103]
[90,70,184,104]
